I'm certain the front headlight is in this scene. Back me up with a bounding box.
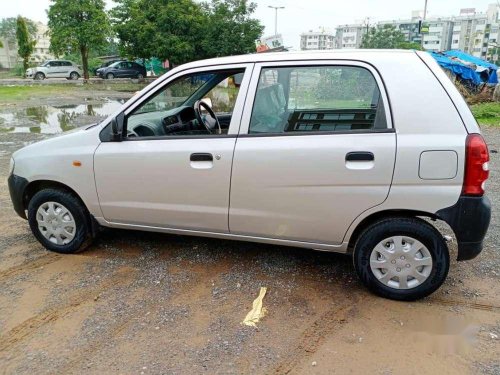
[9,157,15,176]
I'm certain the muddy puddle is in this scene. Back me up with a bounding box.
[0,98,126,134]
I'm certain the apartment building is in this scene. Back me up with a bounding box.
[0,21,52,69]
[451,5,499,59]
[335,24,367,49]
[300,30,336,50]
[323,4,499,60]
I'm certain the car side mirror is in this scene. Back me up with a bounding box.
[110,112,124,142]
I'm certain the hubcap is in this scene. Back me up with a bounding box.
[36,202,76,245]
[369,236,433,290]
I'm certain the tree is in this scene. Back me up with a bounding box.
[201,0,263,57]
[0,17,37,44]
[16,16,35,76]
[361,25,408,49]
[111,0,264,66]
[112,0,207,66]
[47,0,111,79]
[111,0,155,61]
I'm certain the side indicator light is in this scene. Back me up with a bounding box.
[73,161,82,167]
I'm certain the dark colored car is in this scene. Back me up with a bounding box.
[98,61,147,79]
[94,60,124,76]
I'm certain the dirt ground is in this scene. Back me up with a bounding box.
[0,90,499,374]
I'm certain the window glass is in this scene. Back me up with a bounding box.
[126,69,245,138]
[249,66,386,134]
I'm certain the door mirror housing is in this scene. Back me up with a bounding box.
[110,112,125,141]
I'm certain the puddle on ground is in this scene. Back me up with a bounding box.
[0,98,126,134]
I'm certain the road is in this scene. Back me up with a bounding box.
[0,96,498,374]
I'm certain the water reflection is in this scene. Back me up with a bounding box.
[0,98,125,134]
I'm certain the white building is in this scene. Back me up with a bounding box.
[300,30,336,50]
[328,3,499,60]
[450,5,499,59]
[335,24,367,49]
[0,21,52,69]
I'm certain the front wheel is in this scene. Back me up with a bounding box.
[28,189,92,254]
[106,73,114,80]
[353,217,449,301]
[34,72,45,80]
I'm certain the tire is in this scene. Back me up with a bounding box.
[28,189,92,254]
[106,73,114,79]
[353,217,449,301]
[69,71,80,80]
[34,72,45,80]
[137,73,144,79]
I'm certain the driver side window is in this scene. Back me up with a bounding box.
[126,69,245,138]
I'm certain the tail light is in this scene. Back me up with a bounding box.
[462,134,489,196]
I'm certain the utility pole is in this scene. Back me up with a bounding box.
[268,5,285,36]
[421,0,429,49]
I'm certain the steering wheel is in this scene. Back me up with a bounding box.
[194,100,221,134]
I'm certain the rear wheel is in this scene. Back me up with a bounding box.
[69,71,80,80]
[34,72,45,80]
[353,217,449,301]
[28,189,92,254]
[137,73,144,79]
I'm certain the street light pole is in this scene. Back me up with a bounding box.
[421,0,429,49]
[268,5,285,37]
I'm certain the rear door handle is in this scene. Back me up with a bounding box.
[190,153,213,162]
[345,152,374,162]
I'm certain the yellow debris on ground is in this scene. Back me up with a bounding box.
[242,287,268,327]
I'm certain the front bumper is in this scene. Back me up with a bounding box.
[8,174,29,219]
[436,195,491,261]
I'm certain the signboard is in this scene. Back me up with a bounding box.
[419,21,429,34]
[256,34,283,52]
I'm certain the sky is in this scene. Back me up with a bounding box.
[0,0,497,49]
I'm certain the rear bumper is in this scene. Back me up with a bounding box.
[436,195,491,261]
[8,174,28,219]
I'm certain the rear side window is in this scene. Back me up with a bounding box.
[249,65,387,134]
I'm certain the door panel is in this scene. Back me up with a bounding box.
[94,138,235,232]
[94,63,253,232]
[229,61,396,245]
[229,133,396,244]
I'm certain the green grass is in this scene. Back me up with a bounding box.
[471,102,500,126]
[0,70,21,79]
[0,83,144,103]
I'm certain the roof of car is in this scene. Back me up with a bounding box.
[177,49,417,70]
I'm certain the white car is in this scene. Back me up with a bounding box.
[26,60,82,80]
[9,50,491,301]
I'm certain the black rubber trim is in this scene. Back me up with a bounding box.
[241,128,395,138]
[8,174,29,219]
[436,195,491,261]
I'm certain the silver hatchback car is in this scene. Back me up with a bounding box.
[9,50,491,300]
[26,60,82,80]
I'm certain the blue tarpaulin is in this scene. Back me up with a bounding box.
[429,50,498,85]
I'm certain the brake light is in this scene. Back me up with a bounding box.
[463,134,489,196]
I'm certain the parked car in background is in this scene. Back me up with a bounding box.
[26,60,82,80]
[94,59,124,76]
[9,50,491,301]
[97,61,147,79]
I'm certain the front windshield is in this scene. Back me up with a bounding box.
[109,62,121,68]
[41,61,50,67]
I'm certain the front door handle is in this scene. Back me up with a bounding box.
[346,152,374,162]
[190,153,213,162]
